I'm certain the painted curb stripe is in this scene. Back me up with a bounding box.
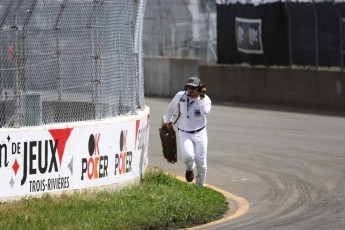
[175,175,250,229]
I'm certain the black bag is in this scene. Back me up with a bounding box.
[159,126,177,163]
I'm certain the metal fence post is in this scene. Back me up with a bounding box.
[312,0,319,69]
[332,0,343,71]
[283,0,293,68]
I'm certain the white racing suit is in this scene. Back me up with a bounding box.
[163,91,212,186]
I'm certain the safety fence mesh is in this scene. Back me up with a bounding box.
[143,0,217,62]
[0,0,146,128]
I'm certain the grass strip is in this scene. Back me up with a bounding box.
[0,168,228,230]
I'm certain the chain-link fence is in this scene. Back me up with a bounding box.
[143,0,217,63]
[0,0,146,128]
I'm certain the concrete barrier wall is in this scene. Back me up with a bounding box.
[144,57,345,110]
[0,108,150,201]
[199,65,345,110]
[144,57,199,97]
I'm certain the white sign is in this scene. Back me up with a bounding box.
[235,17,263,54]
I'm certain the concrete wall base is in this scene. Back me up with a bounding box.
[144,57,345,111]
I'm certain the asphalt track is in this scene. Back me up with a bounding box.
[146,96,345,230]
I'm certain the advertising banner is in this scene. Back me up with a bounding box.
[0,109,150,199]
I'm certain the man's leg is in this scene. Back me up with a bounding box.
[193,129,208,186]
[179,132,195,182]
